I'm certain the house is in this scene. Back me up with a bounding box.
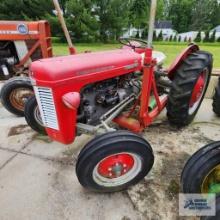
[177,31,205,42]
[122,27,144,38]
[122,21,177,39]
[210,25,220,39]
[154,21,177,40]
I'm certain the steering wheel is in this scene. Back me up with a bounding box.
[119,37,148,49]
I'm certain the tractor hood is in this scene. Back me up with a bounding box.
[30,49,142,86]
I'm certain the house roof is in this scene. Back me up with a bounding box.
[155,21,173,29]
[213,25,220,32]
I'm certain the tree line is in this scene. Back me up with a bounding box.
[0,0,220,42]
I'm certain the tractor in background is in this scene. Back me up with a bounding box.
[0,0,75,117]
[29,0,213,192]
[0,20,53,116]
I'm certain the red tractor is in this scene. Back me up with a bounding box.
[27,0,213,192]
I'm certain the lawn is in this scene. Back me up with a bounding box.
[53,42,220,68]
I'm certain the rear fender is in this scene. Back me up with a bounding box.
[167,44,200,80]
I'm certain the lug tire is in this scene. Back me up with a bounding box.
[201,194,220,220]
[0,77,33,116]
[76,131,154,192]
[181,141,220,194]
[24,96,46,135]
[213,78,220,116]
[167,51,213,127]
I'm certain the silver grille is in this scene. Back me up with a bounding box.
[34,86,59,130]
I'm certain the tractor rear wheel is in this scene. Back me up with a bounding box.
[167,51,213,127]
[181,141,220,194]
[0,77,34,116]
[213,77,220,116]
[76,131,154,192]
[24,96,46,135]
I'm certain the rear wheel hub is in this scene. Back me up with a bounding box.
[190,72,205,107]
[188,69,208,115]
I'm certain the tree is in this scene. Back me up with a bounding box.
[194,31,202,42]
[157,30,163,41]
[135,31,140,39]
[210,0,220,29]
[142,27,148,39]
[66,0,99,42]
[153,30,157,41]
[189,0,213,31]
[203,31,210,43]
[129,0,150,30]
[167,0,193,33]
[209,30,216,43]
[0,0,54,20]
[217,37,220,43]
[169,35,173,41]
[93,0,131,42]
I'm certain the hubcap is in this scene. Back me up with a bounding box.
[9,88,33,111]
[188,69,208,115]
[98,153,134,178]
[93,152,142,187]
[201,165,220,194]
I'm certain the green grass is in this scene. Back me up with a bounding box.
[53,42,220,68]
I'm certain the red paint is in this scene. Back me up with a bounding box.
[31,49,142,144]
[69,47,77,55]
[190,71,205,106]
[168,44,199,79]
[62,92,80,109]
[97,153,134,178]
[113,114,142,133]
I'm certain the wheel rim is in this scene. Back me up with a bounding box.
[93,153,142,187]
[9,88,33,111]
[33,106,44,127]
[201,164,220,194]
[189,68,208,115]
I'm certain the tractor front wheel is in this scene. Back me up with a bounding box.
[24,96,46,135]
[213,77,220,116]
[0,77,34,116]
[181,141,220,194]
[167,51,213,127]
[76,131,154,192]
